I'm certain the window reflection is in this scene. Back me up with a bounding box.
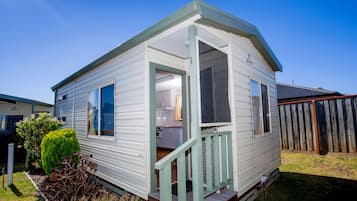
[101,84,114,136]
[88,89,99,135]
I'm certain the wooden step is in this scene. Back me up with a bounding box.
[148,188,237,201]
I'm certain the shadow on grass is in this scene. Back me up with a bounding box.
[9,184,22,197]
[256,172,357,201]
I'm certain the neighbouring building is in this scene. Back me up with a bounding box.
[277,83,343,103]
[0,93,53,132]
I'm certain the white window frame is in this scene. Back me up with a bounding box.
[250,78,272,136]
[196,38,232,127]
[86,82,116,141]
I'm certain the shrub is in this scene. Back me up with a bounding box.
[41,128,80,174]
[16,113,63,169]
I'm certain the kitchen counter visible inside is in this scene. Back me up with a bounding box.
[156,127,184,149]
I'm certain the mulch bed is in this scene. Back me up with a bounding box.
[28,169,141,201]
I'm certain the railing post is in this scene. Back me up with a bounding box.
[7,143,14,186]
[311,100,320,154]
[160,165,172,201]
[188,25,204,201]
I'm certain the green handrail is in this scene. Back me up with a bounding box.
[155,138,196,170]
[154,131,233,201]
[155,137,196,201]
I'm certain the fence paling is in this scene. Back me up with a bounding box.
[346,99,356,152]
[279,96,357,154]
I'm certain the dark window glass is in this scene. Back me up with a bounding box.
[199,41,231,123]
[261,84,270,132]
[0,115,23,133]
[88,89,99,135]
[200,68,214,123]
[100,84,114,136]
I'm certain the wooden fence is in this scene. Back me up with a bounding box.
[279,95,357,154]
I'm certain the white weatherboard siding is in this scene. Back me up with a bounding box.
[231,32,280,196]
[55,44,148,198]
[197,24,280,196]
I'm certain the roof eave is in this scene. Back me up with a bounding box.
[52,1,282,91]
[196,1,283,72]
[0,94,53,107]
[51,2,200,91]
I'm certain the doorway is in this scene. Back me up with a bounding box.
[150,62,187,191]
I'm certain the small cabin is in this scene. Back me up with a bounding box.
[52,1,282,200]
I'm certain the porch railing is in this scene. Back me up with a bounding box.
[154,131,233,201]
[202,131,234,196]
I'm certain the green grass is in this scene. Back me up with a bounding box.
[0,166,41,201]
[257,151,357,201]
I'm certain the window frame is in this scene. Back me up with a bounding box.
[197,38,232,127]
[86,81,116,140]
[249,78,272,136]
[260,83,271,133]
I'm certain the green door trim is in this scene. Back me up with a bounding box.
[149,62,188,192]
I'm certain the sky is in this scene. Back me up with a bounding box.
[0,0,356,104]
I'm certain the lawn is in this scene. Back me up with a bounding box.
[0,167,41,201]
[257,151,357,201]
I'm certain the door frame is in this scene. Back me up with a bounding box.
[149,62,187,191]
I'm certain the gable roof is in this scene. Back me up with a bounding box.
[277,83,343,101]
[52,1,282,91]
[0,93,53,107]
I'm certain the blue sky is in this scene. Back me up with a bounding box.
[0,0,356,104]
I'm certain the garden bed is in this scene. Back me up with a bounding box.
[27,167,141,201]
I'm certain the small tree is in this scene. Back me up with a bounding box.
[41,128,80,174]
[16,113,62,169]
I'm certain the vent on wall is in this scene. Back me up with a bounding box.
[57,116,66,124]
[58,95,67,102]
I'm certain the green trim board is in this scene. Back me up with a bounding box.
[0,93,53,107]
[52,0,282,91]
[149,62,187,192]
[188,25,204,201]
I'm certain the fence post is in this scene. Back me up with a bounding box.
[7,143,14,186]
[311,100,320,154]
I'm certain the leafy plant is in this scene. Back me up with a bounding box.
[41,128,80,174]
[16,113,62,169]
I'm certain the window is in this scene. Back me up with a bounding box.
[261,84,270,133]
[199,41,231,124]
[250,80,270,135]
[87,84,114,137]
[0,115,23,133]
[250,80,262,134]
[100,84,114,136]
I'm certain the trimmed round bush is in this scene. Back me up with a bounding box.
[41,128,80,174]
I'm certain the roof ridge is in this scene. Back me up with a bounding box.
[277,83,336,94]
[0,93,53,107]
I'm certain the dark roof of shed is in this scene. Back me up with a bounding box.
[0,93,53,107]
[277,83,343,101]
[51,1,282,91]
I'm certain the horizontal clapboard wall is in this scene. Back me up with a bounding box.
[279,95,357,154]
